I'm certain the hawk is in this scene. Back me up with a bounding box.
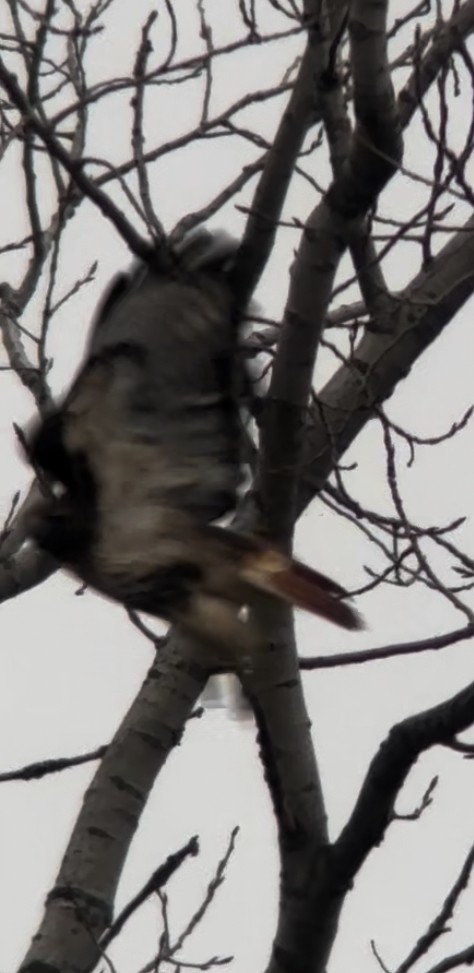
[24,230,362,663]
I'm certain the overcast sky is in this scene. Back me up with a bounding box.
[1,3,474,972]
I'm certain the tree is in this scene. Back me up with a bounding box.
[2,1,474,972]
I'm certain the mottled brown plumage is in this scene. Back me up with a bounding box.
[25,230,362,660]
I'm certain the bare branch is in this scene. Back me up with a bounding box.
[333,678,474,886]
[393,775,438,822]
[0,745,107,783]
[420,944,474,973]
[170,828,239,957]
[99,836,200,952]
[300,624,474,670]
[298,210,474,511]
[396,841,474,973]
[261,0,402,542]
[0,55,155,263]
[18,633,209,972]
[234,40,317,299]
[398,1,474,130]
[131,11,166,245]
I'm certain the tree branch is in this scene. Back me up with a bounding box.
[233,40,317,300]
[300,623,474,670]
[240,3,403,973]
[18,633,208,973]
[0,56,156,264]
[396,840,474,973]
[333,678,474,886]
[296,0,474,512]
[100,835,199,952]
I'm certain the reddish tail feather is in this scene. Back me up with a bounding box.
[230,532,364,631]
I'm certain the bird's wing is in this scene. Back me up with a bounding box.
[29,229,249,523]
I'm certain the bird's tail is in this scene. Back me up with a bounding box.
[204,527,364,631]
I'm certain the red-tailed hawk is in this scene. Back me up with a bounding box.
[24,230,362,662]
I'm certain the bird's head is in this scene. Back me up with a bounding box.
[25,489,93,567]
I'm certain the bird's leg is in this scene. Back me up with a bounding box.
[176,593,262,672]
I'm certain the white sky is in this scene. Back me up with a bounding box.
[2,2,474,973]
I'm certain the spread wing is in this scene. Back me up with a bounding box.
[25,230,363,644]
[29,233,247,523]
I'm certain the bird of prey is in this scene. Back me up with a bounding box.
[24,230,362,664]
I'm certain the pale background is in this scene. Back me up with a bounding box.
[1,2,474,971]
